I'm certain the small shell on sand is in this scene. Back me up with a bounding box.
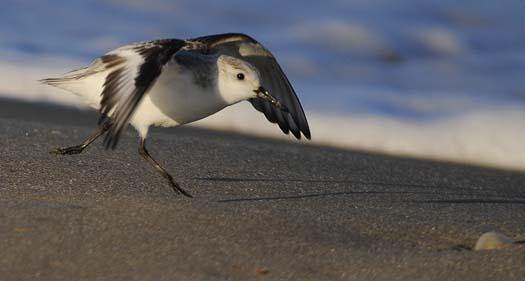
[474,232,515,251]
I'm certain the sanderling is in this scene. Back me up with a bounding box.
[41,33,310,197]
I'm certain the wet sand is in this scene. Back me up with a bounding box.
[0,99,524,281]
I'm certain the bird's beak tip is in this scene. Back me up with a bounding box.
[254,86,289,112]
[254,86,267,94]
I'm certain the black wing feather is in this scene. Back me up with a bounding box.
[191,33,311,139]
[99,39,186,149]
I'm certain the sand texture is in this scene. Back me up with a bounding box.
[0,100,524,281]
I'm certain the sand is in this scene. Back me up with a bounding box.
[0,99,524,281]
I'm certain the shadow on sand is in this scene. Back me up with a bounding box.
[415,199,525,205]
[193,176,502,203]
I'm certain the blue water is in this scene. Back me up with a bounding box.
[1,0,524,120]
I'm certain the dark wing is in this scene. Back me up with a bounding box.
[98,39,186,149]
[190,33,311,139]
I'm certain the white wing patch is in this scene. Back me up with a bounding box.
[98,48,145,116]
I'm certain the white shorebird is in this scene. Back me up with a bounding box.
[41,33,310,197]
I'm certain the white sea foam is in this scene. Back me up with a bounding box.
[0,56,86,107]
[195,105,525,171]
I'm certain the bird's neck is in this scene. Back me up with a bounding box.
[215,79,248,106]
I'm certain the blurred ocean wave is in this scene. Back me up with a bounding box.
[0,0,524,169]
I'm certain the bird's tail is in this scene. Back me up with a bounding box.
[39,66,91,88]
[39,60,108,109]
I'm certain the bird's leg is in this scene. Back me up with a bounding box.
[138,138,192,198]
[50,121,112,155]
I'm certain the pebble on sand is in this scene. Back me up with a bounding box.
[474,232,515,251]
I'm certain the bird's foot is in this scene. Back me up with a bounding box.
[50,145,85,155]
[166,175,193,198]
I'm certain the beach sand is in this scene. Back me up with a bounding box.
[0,99,524,281]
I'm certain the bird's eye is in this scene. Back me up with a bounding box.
[236,73,245,80]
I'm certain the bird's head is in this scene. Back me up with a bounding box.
[216,55,287,111]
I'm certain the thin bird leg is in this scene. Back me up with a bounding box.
[50,121,112,155]
[138,138,192,198]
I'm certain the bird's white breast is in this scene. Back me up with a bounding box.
[131,61,229,130]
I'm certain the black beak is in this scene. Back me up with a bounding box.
[254,86,289,112]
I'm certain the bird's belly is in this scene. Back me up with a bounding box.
[152,92,227,125]
[146,74,228,126]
